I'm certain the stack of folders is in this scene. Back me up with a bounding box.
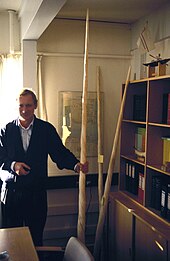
[151,176,170,222]
[125,162,140,196]
[160,182,170,221]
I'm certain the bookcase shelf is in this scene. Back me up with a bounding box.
[148,122,170,127]
[120,155,145,166]
[147,164,170,176]
[120,75,170,224]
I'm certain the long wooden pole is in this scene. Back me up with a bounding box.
[77,9,89,243]
[97,66,103,209]
[93,66,131,260]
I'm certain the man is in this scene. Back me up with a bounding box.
[0,88,88,246]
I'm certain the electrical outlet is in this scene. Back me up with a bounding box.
[76,181,91,186]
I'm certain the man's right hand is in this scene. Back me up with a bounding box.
[75,161,89,174]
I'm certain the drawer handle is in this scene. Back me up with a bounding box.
[155,241,164,251]
[128,208,134,213]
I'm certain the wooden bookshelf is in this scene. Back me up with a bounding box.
[120,75,170,222]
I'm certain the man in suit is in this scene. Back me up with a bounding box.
[0,88,88,246]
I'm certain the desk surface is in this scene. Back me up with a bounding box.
[0,227,39,261]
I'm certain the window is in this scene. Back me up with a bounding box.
[0,54,22,127]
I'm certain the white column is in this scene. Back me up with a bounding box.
[22,40,37,93]
[8,10,15,54]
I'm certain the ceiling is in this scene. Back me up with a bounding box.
[0,0,169,24]
[57,0,169,24]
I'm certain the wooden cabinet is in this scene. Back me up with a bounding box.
[108,194,133,261]
[120,75,170,223]
[135,218,167,261]
[108,192,170,261]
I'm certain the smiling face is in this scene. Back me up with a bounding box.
[18,94,37,127]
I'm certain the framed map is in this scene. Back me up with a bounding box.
[59,91,103,157]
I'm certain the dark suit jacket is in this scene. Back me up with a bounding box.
[0,116,79,190]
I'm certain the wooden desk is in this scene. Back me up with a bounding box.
[0,227,39,261]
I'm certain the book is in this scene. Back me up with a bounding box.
[128,163,132,193]
[166,184,170,221]
[162,93,168,123]
[138,172,144,204]
[162,93,170,124]
[150,176,156,208]
[155,177,162,211]
[150,176,161,210]
[131,164,139,195]
[125,162,129,191]
[135,127,146,152]
[160,184,167,218]
[134,127,146,162]
[168,94,170,124]
[133,95,146,122]
[161,136,170,166]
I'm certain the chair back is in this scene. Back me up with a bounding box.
[63,237,94,261]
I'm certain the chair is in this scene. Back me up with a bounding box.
[36,236,95,261]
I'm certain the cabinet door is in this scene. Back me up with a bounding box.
[135,218,168,261]
[108,200,134,261]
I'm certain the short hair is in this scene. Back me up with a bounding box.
[18,88,38,106]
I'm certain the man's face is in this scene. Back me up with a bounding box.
[18,94,37,122]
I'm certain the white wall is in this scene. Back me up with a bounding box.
[0,10,131,176]
[2,2,170,176]
[130,2,170,80]
[37,19,131,176]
